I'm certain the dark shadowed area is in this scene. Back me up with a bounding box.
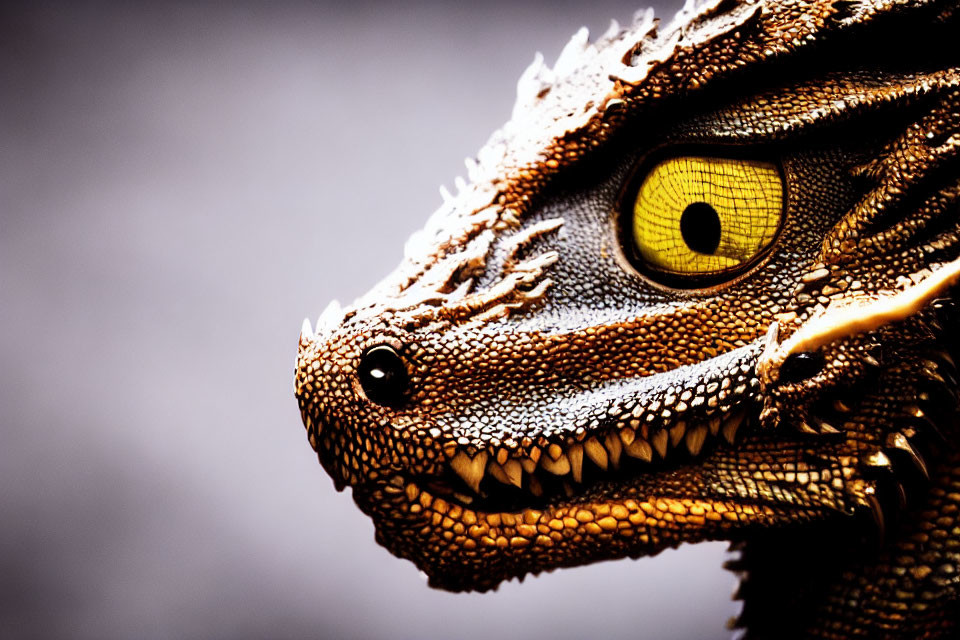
[1,1,739,638]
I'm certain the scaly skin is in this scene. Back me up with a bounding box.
[295,1,960,637]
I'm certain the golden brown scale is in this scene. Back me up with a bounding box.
[295,0,960,637]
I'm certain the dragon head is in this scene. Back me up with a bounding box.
[296,0,960,595]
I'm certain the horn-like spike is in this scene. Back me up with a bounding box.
[866,494,886,542]
[798,420,819,435]
[885,432,930,480]
[315,299,343,334]
[300,317,314,340]
[817,419,841,434]
[863,450,892,469]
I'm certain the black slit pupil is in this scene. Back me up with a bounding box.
[680,202,722,255]
[358,345,409,407]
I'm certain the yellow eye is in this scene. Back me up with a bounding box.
[629,155,783,285]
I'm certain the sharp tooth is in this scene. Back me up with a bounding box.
[496,448,509,465]
[669,421,686,446]
[652,430,669,458]
[569,444,584,482]
[685,425,707,456]
[722,413,744,444]
[451,451,488,492]
[540,453,571,475]
[625,438,652,462]
[503,460,523,487]
[528,475,544,497]
[488,462,513,486]
[547,443,564,461]
[563,481,575,497]
[452,492,474,504]
[604,432,622,468]
[584,437,609,470]
[620,428,636,446]
[708,416,721,436]
[520,457,538,473]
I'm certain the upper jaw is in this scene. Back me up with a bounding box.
[405,341,763,510]
[297,317,765,510]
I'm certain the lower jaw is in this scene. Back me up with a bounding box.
[355,430,838,592]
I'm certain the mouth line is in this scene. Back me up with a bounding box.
[402,342,767,512]
[422,407,753,513]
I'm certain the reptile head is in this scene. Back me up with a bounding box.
[296,0,960,592]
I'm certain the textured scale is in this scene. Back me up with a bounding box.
[295,1,960,638]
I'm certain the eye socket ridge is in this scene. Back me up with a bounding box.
[618,150,786,290]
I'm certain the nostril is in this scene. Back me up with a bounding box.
[357,344,409,407]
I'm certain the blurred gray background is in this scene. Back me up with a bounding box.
[1,2,740,638]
